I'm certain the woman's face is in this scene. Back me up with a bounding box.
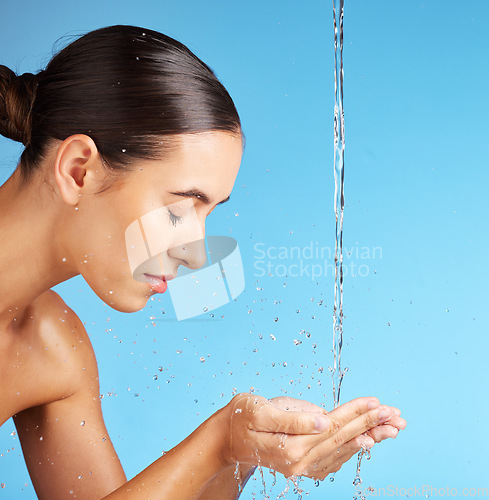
[64,131,243,312]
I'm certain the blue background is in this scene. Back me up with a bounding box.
[1,1,488,498]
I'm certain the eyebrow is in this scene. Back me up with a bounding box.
[170,189,230,206]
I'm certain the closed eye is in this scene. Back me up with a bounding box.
[167,209,184,227]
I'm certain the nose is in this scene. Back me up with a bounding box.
[169,237,207,270]
[167,214,208,272]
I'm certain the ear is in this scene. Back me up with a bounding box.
[53,134,102,206]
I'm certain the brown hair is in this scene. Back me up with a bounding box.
[0,25,243,180]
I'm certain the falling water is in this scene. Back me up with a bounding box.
[352,447,371,500]
[332,0,345,409]
[330,2,372,495]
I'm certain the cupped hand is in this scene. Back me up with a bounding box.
[224,394,406,480]
[271,396,406,445]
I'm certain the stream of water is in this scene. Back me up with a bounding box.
[331,3,372,498]
[332,0,346,410]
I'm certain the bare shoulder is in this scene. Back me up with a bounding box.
[8,292,126,497]
[31,289,100,398]
[33,289,95,357]
[0,290,100,422]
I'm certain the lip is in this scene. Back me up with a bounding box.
[144,273,175,294]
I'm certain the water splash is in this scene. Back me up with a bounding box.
[257,464,270,499]
[275,478,290,499]
[269,469,277,490]
[332,0,346,409]
[234,462,244,494]
[352,447,371,500]
[291,476,304,499]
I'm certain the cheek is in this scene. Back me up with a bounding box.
[80,222,131,282]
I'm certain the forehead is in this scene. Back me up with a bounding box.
[149,131,242,194]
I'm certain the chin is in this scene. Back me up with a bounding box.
[107,297,148,313]
[89,280,152,313]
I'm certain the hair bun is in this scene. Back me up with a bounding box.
[0,65,37,145]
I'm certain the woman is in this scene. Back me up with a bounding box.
[0,25,406,499]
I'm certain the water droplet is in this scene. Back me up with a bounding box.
[78,475,83,480]
[293,339,302,346]
[203,306,208,312]
[122,149,126,153]
[234,408,242,414]
[1,483,5,488]
[274,317,279,322]
[199,357,205,363]
[62,257,67,262]
[270,334,276,341]
[80,421,85,426]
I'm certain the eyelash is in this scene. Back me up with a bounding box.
[167,209,184,227]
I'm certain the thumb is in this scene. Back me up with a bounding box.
[251,400,331,434]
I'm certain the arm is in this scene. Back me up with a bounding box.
[196,465,256,500]
[15,294,405,499]
[13,294,235,500]
[13,299,126,499]
[102,406,231,499]
[103,394,406,499]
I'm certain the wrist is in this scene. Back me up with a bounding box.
[206,399,233,469]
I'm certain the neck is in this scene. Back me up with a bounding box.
[0,167,78,330]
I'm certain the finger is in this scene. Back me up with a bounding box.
[354,433,376,449]
[305,435,373,480]
[391,407,401,416]
[299,403,395,453]
[250,398,331,434]
[367,425,399,442]
[382,415,406,430]
[324,397,381,429]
